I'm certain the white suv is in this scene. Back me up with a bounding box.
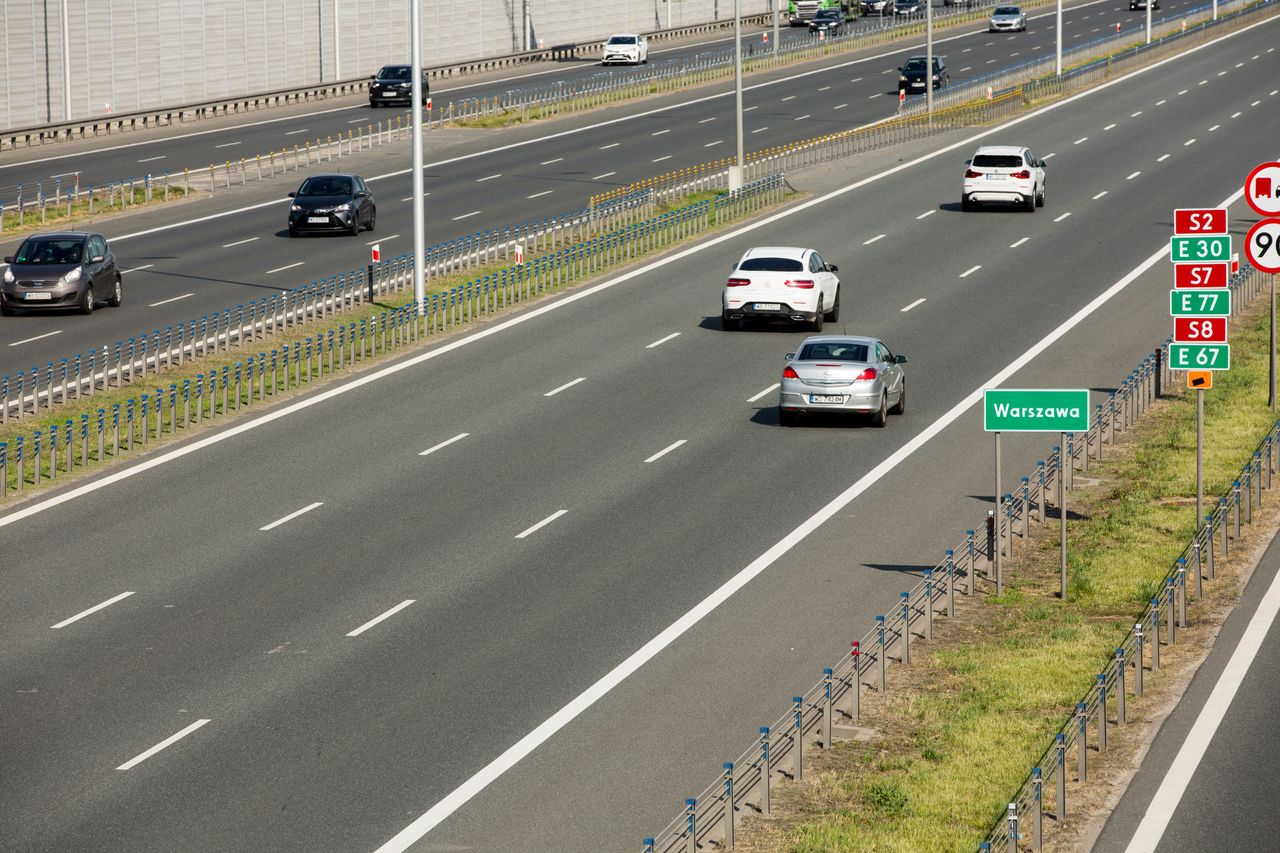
[602,34,648,65]
[962,145,1047,212]
[722,246,840,331]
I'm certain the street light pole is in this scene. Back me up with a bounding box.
[61,0,72,121]
[731,0,745,190]
[1055,0,1063,76]
[926,0,934,123]
[410,0,426,314]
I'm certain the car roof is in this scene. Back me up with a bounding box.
[22,231,92,240]
[972,145,1028,155]
[610,33,641,37]
[302,173,361,180]
[740,246,812,260]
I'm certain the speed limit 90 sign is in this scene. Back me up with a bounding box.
[1245,218,1280,274]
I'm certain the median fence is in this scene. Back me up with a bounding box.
[640,263,1268,853]
[0,175,784,497]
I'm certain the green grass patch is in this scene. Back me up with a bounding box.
[1,182,194,237]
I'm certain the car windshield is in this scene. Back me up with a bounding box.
[377,66,411,80]
[903,58,927,72]
[738,257,805,272]
[14,238,83,264]
[798,342,870,362]
[608,36,637,44]
[297,177,353,196]
[994,6,1021,13]
[972,154,1025,168]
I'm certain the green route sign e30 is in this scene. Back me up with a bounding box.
[1170,288,1231,316]
[1169,343,1231,371]
[984,389,1091,432]
[1170,235,1232,263]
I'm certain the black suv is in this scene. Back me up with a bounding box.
[368,65,430,107]
[808,9,846,34]
[288,174,376,237]
[898,56,949,93]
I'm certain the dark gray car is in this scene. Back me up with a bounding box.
[287,174,376,236]
[1,232,121,316]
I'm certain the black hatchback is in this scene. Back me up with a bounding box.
[368,65,430,107]
[287,174,376,237]
[1,232,121,316]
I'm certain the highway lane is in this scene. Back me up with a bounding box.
[0,0,1234,380]
[3,15,1277,851]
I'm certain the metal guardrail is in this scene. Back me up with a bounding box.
[0,14,776,152]
[642,262,1271,853]
[0,174,785,496]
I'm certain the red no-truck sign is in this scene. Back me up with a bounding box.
[1175,316,1228,343]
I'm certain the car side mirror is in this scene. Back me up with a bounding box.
[356,190,368,198]
[90,255,105,263]
[895,354,908,364]
[2,256,12,264]
[785,352,796,361]
[288,191,296,198]
[963,159,972,166]
[827,264,839,272]
[1039,160,1048,168]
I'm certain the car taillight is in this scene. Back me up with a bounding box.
[727,277,751,287]
[784,279,816,289]
[855,367,878,381]
[1010,169,1031,179]
[964,168,982,178]
[783,366,800,380]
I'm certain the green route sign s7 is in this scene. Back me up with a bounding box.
[984,389,1091,432]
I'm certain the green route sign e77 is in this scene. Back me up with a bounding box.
[984,389,1091,432]
[1170,288,1231,316]
[1170,235,1231,263]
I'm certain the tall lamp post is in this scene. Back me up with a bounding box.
[925,0,933,122]
[410,0,426,314]
[731,0,745,190]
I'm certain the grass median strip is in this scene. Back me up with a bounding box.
[735,283,1280,851]
[1,181,195,238]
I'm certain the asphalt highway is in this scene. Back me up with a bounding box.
[0,0,1217,380]
[3,11,1278,852]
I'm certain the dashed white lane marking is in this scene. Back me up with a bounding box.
[1126,171,1141,180]
[1010,237,1030,248]
[214,141,241,148]
[795,114,811,120]
[1093,190,1109,200]
[863,234,886,245]
[1131,110,1143,117]
[901,298,926,312]
[962,47,972,52]
[960,66,973,72]
[368,235,399,245]
[751,127,769,133]
[1217,71,1226,76]
[593,171,617,180]
[1104,123,1117,130]
[698,116,717,123]
[850,76,863,82]
[917,210,937,219]
[652,155,672,162]
[347,600,416,637]
[1043,152,1056,159]
[1252,100,1263,106]
[1231,111,1242,118]
[645,440,688,463]
[527,190,553,199]
[781,95,797,101]
[1054,211,1072,222]
[869,93,883,98]
[818,85,831,91]
[148,293,195,308]
[646,332,681,349]
[452,210,482,221]
[260,501,324,531]
[1074,137,1088,144]
[599,142,620,150]
[119,264,153,274]
[748,383,780,403]
[1198,79,1208,85]
[1157,99,1167,105]
[7,330,63,347]
[544,377,586,397]
[834,103,848,109]
[704,140,723,147]
[743,105,758,111]
[50,591,135,629]
[285,128,309,135]
[347,117,367,124]
[476,174,501,182]
[515,509,568,539]
[222,237,259,248]
[1184,138,1196,146]
[1208,124,1220,132]
[419,433,469,457]
[959,265,981,278]
[117,720,211,770]
[540,157,563,165]
[1178,89,1189,94]
[265,262,304,275]
[986,59,997,64]
[651,129,670,136]
[137,155,166,163]
[1157,154,1171,162]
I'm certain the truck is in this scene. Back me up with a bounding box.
[788,0,847,24]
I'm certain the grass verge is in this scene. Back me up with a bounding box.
[1,181,196,239]
[734,280,1280,852]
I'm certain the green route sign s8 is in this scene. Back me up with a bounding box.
[1169,288,1231,316]
[1168,343,1231,371]
[1170,235,1232,263]
[984,389,1091,432]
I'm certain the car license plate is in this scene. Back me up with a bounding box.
[753,302,781,311]
[810,394,846,404]
[24,291,52,300]
[987,175,1005,180]
[307,216,328,223]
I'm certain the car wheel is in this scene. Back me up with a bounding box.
[811,298,824,332]
[962,194,975,212]
[824,288,840,322]
[779,408,799,427]
[289,227,299,238]
[870,393,888,428]
[366,208,376,232]
[1036,184,1045,207]
[722,314,739,331]
[107,276,122,308]
[890,380,906,415]
[1,305,14,317]
[1024,193,1036,213]
[350,215,361,236]
[80,284,95,315]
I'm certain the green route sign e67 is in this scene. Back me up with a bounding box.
[1169,343,1231,371]
[1170,235,1231,263]
[1170,288,1231,316]
[984,389,1091,432]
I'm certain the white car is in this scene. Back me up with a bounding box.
[602,34,648,65]
[722,246,840,331]
[988,5,1027,31]
[961,145,1047,212]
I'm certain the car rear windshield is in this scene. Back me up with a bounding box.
[799,343,869,362]
[377,66,411,79]
[994,6,1021,13]
[297,177,353,196]
[738,257,805,272]
[972,154,1025,168]
[14,238,84,264]
[815,10,841,18]
[608,36,637,44]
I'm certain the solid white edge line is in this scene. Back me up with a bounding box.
[544,377,586,396]
[644,439,688,463]
[646,332,682,349]
[347,599,417,637]
[147,293,195,308]
[1122,558,1280,852]
[116,719,210,770]
[50,591,135,629]
[259,501,324,531]
[901,297,926,312]
[515,509,568,539]
[748,383,781,403]
[419,433,470,457]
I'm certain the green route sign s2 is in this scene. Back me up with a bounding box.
[984,389,1091,432]
[1170,235,1232,263]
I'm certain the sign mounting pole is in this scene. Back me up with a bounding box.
[1060,432,1067,599]
[994,431,1002,596]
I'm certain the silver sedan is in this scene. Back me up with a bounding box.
[989,5,1027,31]
[778,335,907,427]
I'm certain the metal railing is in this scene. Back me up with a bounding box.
[0,175,785,497]
[641,263,1269,853]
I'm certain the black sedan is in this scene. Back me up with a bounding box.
[808,9,846,34]
[368,65,430,107]
[287,174,376,237]
[898,55,949,92]
[1,232,120,316]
